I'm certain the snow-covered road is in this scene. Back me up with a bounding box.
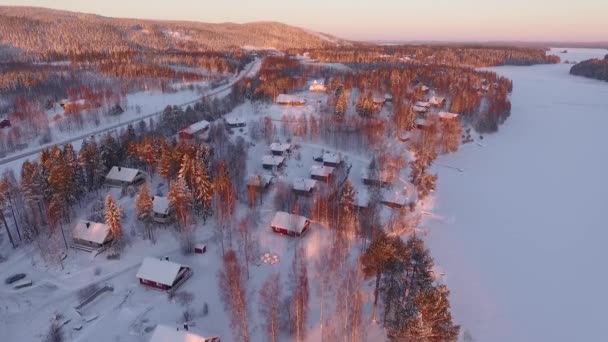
[425,48,608,342]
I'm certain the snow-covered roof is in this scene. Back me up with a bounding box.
[415,101,431,108]
[149,324,216,342]
[276,94,306,104]
[153,196,170,215]
[415,118,430,127]
[105,167,142,183]
[270,142,292,153]
[413,105,428,113]
[292,178,317,192]
[72,220,110,244]
[438,111,459,120]
[181,120,210,135]
[372,96,385,104]
[420,85,430,92]
[136,257,185,286]
[262,155,285,166]
[311,165,335,178]
[382,190,410,206]
[270,211,310,234]
[247,174,273,187]
[322,152,341,165]
[224,116,246,126]
[429,96,446,105]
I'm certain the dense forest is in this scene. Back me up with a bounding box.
[570,55,608,81]
[295,45,560,67]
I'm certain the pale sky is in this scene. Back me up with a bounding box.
[1,0,606,42]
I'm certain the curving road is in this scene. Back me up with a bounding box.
[0,59,259,167]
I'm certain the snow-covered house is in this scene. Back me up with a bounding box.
[71,220,112,252]
[429,96,446,107]
[310,165,335,182]
[313,151,342,167]
[438,111,459,120]
[419,85,430,92]
[270,211,311,237]
[309,80,327,92]
[384,94,393,103]
[105,166,146,188]
[416,118,431,130]
[262,155,285,169]
[412,105,429,113]
[415,101,431,109]
[276,94,306,106]
[179,120,210,140]
[292,178,317,195]
[224,116,246,128]
[247,174,274,191]
[136,257,192,292]
[149,324,220,342]
[270,142,292,156]
[152,196,170,223]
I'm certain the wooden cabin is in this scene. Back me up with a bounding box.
[149,324,220,342]
[136,257,192,292]
[71,220,112,252]
[105,167,146,188]
[270,211,311,237]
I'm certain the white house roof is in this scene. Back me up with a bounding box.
[292,178,317,192]
[311,165,335,178]
[372,96,385,104]
[438,111,459,120]
[149,324,215,342]
[72,220,110,244]
[362,169,393,184]
[262,155,285,166]
[415,101,431,108]
[382,190,410,206]
[270,142,292,152]
[415,118,430,126]
[413,105,428,113]
[420,85,430,92]
[322,152,341,165]
[276,94,306,104]
[153,196,170,215]
[181,120,210,135]
[309,80,326,91]
[270,211,310,234]
[136,257,185,286]
[106,167,141,183]
[224,116,246,125]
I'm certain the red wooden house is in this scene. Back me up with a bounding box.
[136,257,192,292]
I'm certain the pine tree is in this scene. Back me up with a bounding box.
[136,184,154,239]
[415,285,460,342]
[339,180,357,236]
[334,89,348,117]
[105,194,123,251]
[168,177,192,229]
[0,180,15,248]
[192,160,213,218]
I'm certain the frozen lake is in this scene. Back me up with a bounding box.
[426,48,608,342]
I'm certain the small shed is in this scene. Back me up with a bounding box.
[310,165,335,182]
[105,167,146,187]
[276,94,306,106]
[149,324,220,342]
[224,116,246,128]
[415,118,431,130]
[71,220,112,252]
[152,196,170,223]
[270,142,292,156]
[262,155,285,169]
[292,178,317,195]
[0,119,11,129]
[415,101,431,109]
[321,152,342,167]
[270,211,311,237]
[179,120,210,140]
[194,244,207,254]
[412,105,428,113]
[438,111,459,121]
[136,257,192,292]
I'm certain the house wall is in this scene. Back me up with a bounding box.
[139,278,171,291]
[72,238,103,249]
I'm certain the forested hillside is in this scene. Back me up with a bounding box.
[0,6,340,61]
[570,55,608,81]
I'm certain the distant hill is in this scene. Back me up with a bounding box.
[0,6,346,59]
[570,55,608,82]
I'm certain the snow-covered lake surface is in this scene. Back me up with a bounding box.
[426,48,608,342]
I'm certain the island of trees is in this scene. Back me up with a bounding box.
[570,55,608,82]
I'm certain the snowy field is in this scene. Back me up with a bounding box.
[425,48,608,342]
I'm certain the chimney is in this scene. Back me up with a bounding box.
[86,222,90,228]
[183,324,189,331]
[118,166,122,171]
[165,257,169,261]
